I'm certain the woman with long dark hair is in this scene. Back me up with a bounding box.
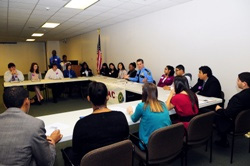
[166,76,199,129]
[28,63,43,104]
[117,62,127,79]
[80,62,93,77]
[99,63,109,76]
[157,65,175,90]
[108,63,118,78]
[127,83,171,150]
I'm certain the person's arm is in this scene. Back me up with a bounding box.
[58,70,64,78]
[44,70,51,79]
[144,69,154,83]
[128,104,143,122]
[4,71,12,82]
[191,79,202,93]
[89,69,93,76]
[166,90,175,110]
[200,79,221,97]
[128,70,139,82]
[31,120,62,166]
[17,70,24,81]
[215,95,243,118]
[72,70,77,78]
[63,70,68,78]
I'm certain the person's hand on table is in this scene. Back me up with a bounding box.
[163,86,171,90]
[124,75,129,80]
[47,129,63,146]
[142,78,147,83]
[127,106,134,115]
[215,105,222,111]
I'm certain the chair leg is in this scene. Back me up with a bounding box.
[210,133,213,163]
[230,134,235,164]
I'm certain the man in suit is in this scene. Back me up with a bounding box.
[0,86,63,165]
[214,72,250,147]
[191,66,222,98]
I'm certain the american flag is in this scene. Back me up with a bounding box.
[97,32,102,72]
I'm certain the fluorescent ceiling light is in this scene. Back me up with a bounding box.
[65,0,99,9]
[26,39,35,41]
[42,22,60,28]
[32,33,44,37]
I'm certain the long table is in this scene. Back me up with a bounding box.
[5,76,222,142]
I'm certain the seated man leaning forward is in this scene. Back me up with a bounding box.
[4,62,24,82]
[0,86,62,166]
[124,58,154,83]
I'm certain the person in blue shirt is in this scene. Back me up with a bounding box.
[63,63,77,97]
[49,50,61,69]
[63,63,77,78]
[124,58,154,83]
[127,83,172,150]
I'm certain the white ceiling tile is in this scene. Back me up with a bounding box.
[9,0,38,4]
[131,0,160,5]
[94,0,123,7]
[38,0,69,7]
[9,2,36,10]
[116,2,144,11]
[0,0,8,7]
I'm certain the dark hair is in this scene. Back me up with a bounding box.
[176,64,185,72]
[51,63,57,67]
[238,72,250,87]
[62,55,67,59]
[174,76,198,112]
[8,63,15,68]
[82,62,90,70]
[102,63,108,68]
[88,81,108,106]
[29,62,39,73]
[66,63,71,70]
[130,62,136,68]
[52,50,57,56]
[109,63,117,71]
[166,65,174,76]
[199,66,212,77]
[3,87,29,108]
[142,83,163,112]
[117,62,125,70]
[136,59,144,64]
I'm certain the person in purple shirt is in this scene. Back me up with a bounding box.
[157,65,174,90]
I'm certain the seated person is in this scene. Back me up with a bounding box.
[65,81,129,165]
[4,63,24,82]
[117,62,127,79]
[80,62,93,77]
[127,83,171,150]
[63,63,77,78]
[214,72,250,147]
[49,50,61,69]
[0,86,62,165]
[175,64,192,87]
[157,65,174,90]
[28,62,44,104]
[108,63,118,78]
[99,63,109,76]
[127,62,137,78]
[124,59,154,83]
[166,76,199,129]
[191,66,221,98]
[60,55,71,71]
[45,63,64,103]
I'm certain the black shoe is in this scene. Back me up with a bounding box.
[215,139,229,148]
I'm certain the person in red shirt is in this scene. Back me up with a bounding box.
[166,76,199,129]
[157,65,174,90]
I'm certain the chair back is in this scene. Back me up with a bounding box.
[234,109,250,135]
[147,123,185,163]
[187,111,215,144]
[80,140,133,166]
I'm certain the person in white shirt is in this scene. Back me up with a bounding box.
[117,62,127,79]
[175,64,192,88]
[4,63,24,82]
[45,63,64,103]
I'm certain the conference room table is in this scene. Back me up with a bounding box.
[4,76,222,142]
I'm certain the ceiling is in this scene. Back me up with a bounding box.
[0,0,192,42]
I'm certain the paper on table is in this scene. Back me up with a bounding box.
[45,122,69,136]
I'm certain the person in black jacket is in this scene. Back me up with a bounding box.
[191,66,222,98]
[64,82,129,165]
[127,62,137,78]
[108,63,118,78]
[99,63,109,76]
[80,62,93,77]
[214,72,250,147]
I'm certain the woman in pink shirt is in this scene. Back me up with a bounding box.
[166,76,199,129]
[157,65,174,90]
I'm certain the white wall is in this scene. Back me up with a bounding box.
[61,0,250,104]
[0,42,46,75]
